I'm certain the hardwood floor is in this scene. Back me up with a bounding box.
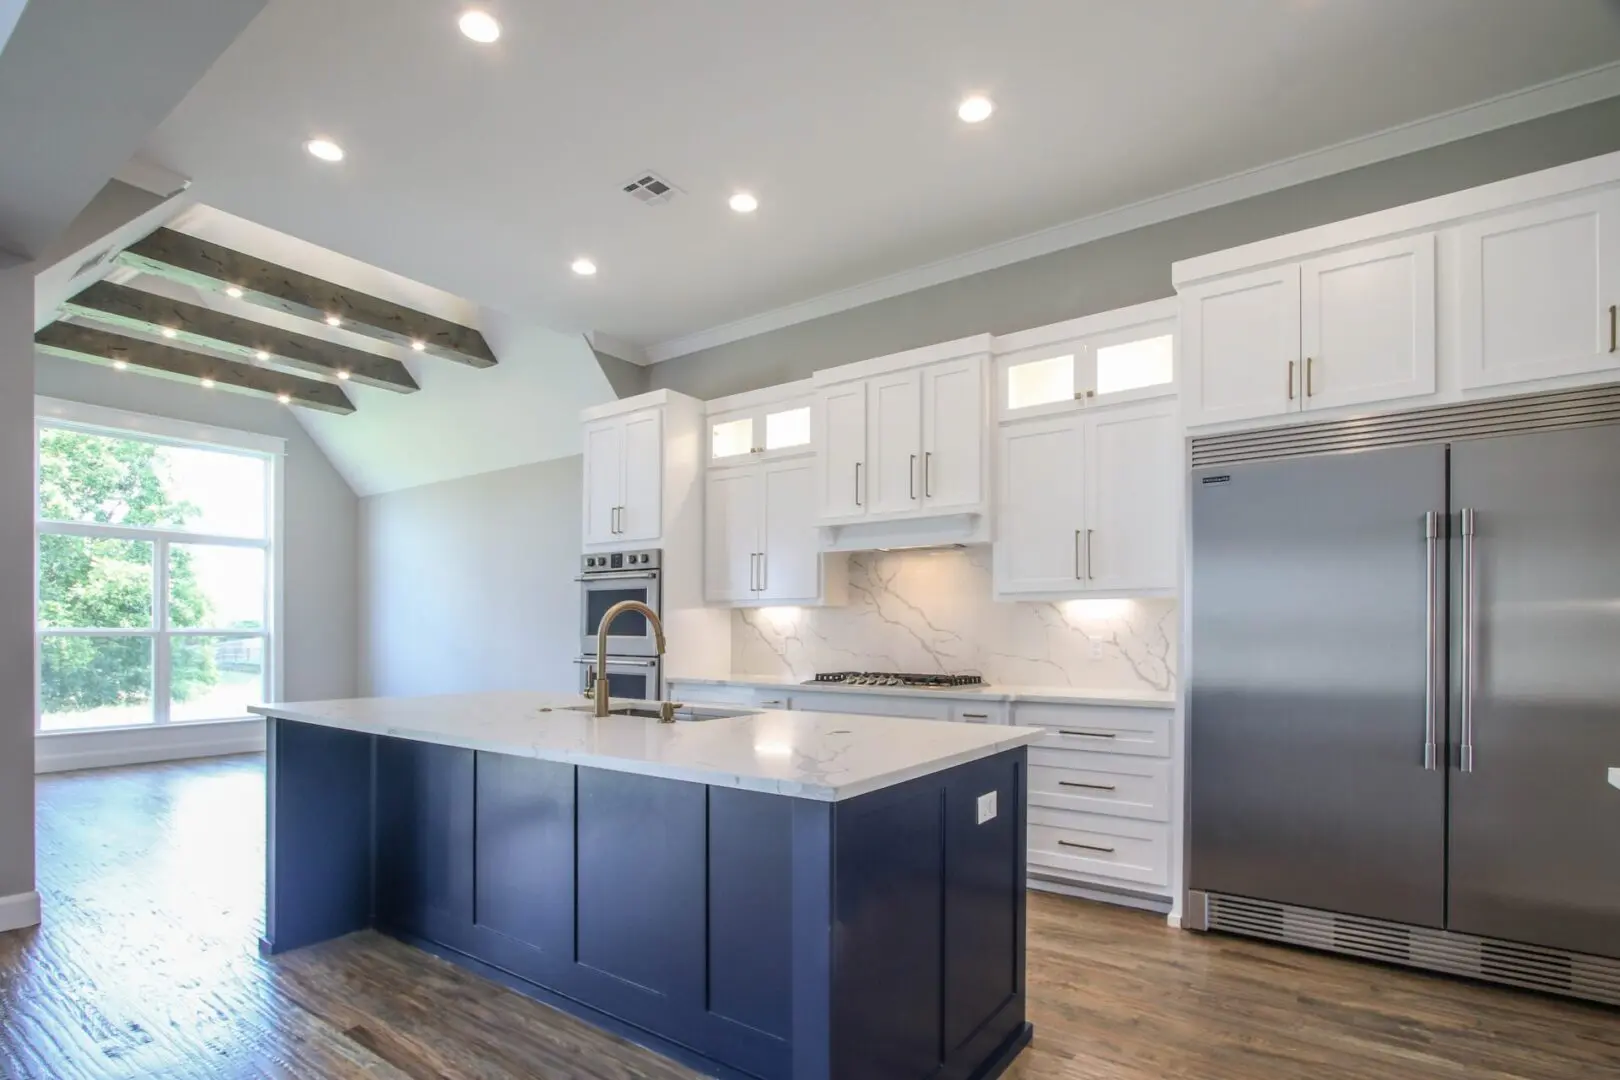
[2,757,1617,1080]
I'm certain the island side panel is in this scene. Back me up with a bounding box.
[829,747,1030,1080]
[374,736,476,951]
[262,717,374,955]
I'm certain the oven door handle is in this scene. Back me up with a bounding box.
[573,657,660,668]
[574,571,660,582]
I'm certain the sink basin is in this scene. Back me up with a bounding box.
[559,704,758,722]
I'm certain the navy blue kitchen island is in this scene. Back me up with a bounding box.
[255,694,1042,1080]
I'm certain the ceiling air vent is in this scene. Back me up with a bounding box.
[622,171,681,206]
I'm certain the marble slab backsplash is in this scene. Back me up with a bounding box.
[732,547,1177,694]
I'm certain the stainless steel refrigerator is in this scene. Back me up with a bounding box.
[1186,395,1620,1004]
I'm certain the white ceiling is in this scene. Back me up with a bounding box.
[138,0,1620,358]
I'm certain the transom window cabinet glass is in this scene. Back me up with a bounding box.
[1007,354,1076,411]
[1096,334,1175,396]
[711,417,754,459]
[34,422,277,734]
[764,406,811,451]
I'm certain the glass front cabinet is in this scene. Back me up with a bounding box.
[706,384,814,465]
[994,298,1177,419]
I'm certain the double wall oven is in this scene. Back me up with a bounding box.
[576,548,662,700]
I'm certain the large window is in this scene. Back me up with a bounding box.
[34,399,283,733]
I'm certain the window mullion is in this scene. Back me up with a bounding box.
[154,537,170,726]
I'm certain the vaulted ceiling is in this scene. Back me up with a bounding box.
[135,0,1620,359]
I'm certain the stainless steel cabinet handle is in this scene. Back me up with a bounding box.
[1611,304,1617,353]
[749,553,759,592]
[1460,508,1477,773]
[1306,356,1315,397]
[1058,780,1117,791]
[760,551,768,592]
[1086,529,1095,580]
[854,462,862,507]
[1058,730,1116,738]
[1423,511,1441,771]
[1074,530,1083,580]
[759,699,784,707]
[1287,359,1295,401]
[960,712,990,720]
[925,451,933,498]
[1058,840,1115,853]
[910,453,918,499]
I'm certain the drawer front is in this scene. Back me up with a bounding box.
[667,682,758,706]
[1013,703,1170,757]
[791,690,953,722]
[1027,750,1169,821]
[952,702,1009,725]
[1027,808,1169,888]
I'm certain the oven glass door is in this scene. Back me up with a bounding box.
[577,656,661,701]
[580,572,662,656]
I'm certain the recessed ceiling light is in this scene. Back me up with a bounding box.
[200,377,216,389]
[336,369,351,380]
[113,359,128,371]
[458,9,500,43]
[571,258,597,276]
[225,286,244,299]
[277,392,293,405]
[410,339,427,352]
[729,192,759,214]
[325,315,342,327]
[255,350,271,361]
[306,138,345,162]
[161,327,178,339]
[957,95,994,123]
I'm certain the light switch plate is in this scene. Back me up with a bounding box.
[976,790,997,824]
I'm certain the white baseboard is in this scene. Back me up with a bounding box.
[1028,875,1173,915]
[0,891,41,933]
[35,718,265,774]
[1166,912,1183,930]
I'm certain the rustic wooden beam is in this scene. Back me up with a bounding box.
[35,322,355,415]
[115,227,497,368]
[63,280,419,393]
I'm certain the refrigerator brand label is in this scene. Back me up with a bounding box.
[1201,475,1232,485]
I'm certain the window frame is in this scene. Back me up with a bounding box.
[32,396,286,734]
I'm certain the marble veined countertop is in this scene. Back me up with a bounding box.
[251,692,1045,802]
[667,674,1176,709]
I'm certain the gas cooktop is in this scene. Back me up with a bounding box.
[801,672,987,689]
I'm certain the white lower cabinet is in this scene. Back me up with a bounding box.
[1027,749,1169,821]
[1027,808,1170,889]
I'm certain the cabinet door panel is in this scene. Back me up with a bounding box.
[1181,266,1301,426]
[817,383,867,519]
[922,356,985,511]
[760,460,819,602]
[1085,403,1179,592]
[618,409,662,541]
[1301,234,1435,410]
[705,469,760,602]
[866,370,923,515]
[582,418,623,545]
[375,738,475,946]
[994,416,1085,596]
[1457,191,1620,390]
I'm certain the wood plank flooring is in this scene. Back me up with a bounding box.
[2,756,1617,1080]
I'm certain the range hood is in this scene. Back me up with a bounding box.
[818,511,989,554]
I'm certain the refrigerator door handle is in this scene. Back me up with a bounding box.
[1459,507,1478,773]
[1423,511,1441,770]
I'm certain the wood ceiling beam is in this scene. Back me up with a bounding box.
[63,280,419,393]
[115,227,497,368]
[35,322,355,415]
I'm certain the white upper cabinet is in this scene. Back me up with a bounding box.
[995,300,1178,420]
[1300,234,1435,411]
[1456,190,1620,391]
[1181,235,1436,427]
[705,458,838,606]
[813,336,991,524]
[704,468,759,602]
[707,383,815,465]
[994,400,1179,599]
[582,406,662,545]
[1181,265,1303,426]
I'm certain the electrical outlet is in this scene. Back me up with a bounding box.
[976,790,997,824]
[1089,639,1104,660]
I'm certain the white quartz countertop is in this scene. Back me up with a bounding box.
[666,674,1176,709]
[251,692,1045,802]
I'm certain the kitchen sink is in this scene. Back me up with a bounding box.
[559,704,758,722]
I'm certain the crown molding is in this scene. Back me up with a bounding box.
[644,60,1620,364]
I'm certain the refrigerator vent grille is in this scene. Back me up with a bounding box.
[1205,894,1620,1007]
[1190,384,1620,467]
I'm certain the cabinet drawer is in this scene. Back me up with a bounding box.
[1013,704,1171,757]
[790,690,953,722]
[1027,808,1169,888]
[1028,750,1169,821]
[952,702,1008,725]
[667,682,757,706]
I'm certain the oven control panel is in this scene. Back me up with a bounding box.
[582,548,662,573]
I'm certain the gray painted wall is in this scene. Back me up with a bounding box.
[33,352,361,704]
[651,94,1620,400]
[360,455,582,698]
[1,266,35,904]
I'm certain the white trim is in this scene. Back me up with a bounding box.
[34,395,287,456]
[0,892,42,933]
[811,333,992,387]
[993,297,1179,356]
[1027,876,1172,913]
[35,718,265,775]
[643,60,1620,364]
